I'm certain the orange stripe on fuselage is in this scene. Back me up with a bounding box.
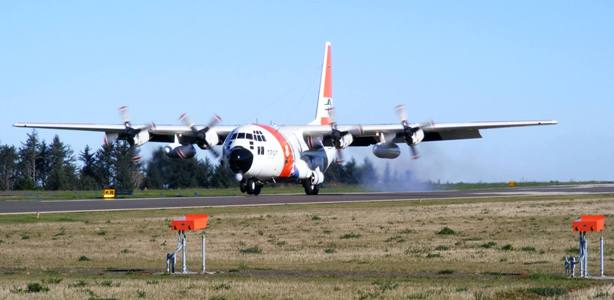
[258,124,294,178]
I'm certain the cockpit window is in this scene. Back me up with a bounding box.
[230,133,238,140]
[238,132,245,139]
[246,133,253,140]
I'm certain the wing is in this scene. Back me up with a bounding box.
[299,120,558,146]
[12,122,238,145]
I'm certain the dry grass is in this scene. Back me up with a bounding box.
[0,195,613,299]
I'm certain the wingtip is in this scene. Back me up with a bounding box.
[13,123,25,128]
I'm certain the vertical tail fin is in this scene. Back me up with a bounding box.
[310,42,333,125]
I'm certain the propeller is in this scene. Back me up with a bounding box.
[395,104,432,160]
[179,113,222,158]
[327,106,362,164]
[114,106,153,147]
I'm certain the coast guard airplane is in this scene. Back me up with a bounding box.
[14,42,557,195]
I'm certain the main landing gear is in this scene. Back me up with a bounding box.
[240,178,262,196]
[303,180,320,195]
[239,178,319,196]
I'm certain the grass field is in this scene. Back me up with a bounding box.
[1,194,614,299]
[1,181,611,201]
[0,185,366,201]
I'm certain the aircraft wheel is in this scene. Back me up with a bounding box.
[239,179,247,193]
[303,181,320,195]
[246,178,259,195]
[253,183,262,196]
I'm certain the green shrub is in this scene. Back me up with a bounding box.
[239,246,262,254]
[438,269,455,274]
[437,227,455,235]
[69,280,88,287]
[340,232,361,239]
[26,282,49,293]
[42,277,62,284]
[78,255,90,261]
[373,279,399,292]
[214,282,231,290]
[526,287,568,297]
[521,246,536,252]
[480,241,497,249]
[501,244,513,251]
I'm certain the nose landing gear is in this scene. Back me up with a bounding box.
[241,178,262,196]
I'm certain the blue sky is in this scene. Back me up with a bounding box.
[1,1,612,182]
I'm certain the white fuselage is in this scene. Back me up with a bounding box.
[222,124,335,184]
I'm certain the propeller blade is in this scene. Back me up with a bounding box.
[178,113,223,159]
[336,148,345,165]
[395,104,408,125]
[409,144,419,160]
[179,113,197,132]
[206,114,222,130]
[118,106,130,126]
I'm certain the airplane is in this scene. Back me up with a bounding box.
[13,42,557,196]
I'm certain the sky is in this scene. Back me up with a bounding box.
[1,1,613,182]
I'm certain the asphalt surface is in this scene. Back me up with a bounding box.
[1,184,613,215]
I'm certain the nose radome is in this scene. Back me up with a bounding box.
[228,146,253,173]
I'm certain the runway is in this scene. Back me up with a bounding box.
[1,184,613,215]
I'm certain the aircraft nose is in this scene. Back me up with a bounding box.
[228,146,253,173]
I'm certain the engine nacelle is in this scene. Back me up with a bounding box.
[372,143,401,159]
[338,133,354,148]
[196,130,220,150]
[164,144,196,159]
[410,128,425,144]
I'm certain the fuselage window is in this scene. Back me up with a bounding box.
[238,133,245,139]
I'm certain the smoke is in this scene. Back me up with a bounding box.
[357,142,492,192]
[360,154,433,192]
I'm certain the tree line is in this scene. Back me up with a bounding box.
[0,131,379,191]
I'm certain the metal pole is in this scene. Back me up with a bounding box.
[600,235,604,277]
[202,232,207,274]
[166,254,170,273]
[182,231,187,273]
[579,233,584,277]
[583,232,588,277]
